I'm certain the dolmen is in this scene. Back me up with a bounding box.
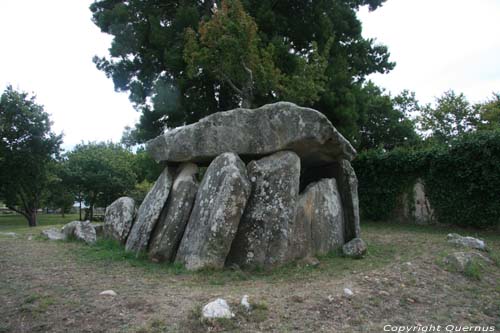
[104,102,361,270]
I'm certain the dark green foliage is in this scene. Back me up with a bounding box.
[63,142,137,219]
[354,131,500,228]
[356,83,419,150]
[0,86,62,226]
[90,0,394,145]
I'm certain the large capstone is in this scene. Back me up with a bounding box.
[148,163,199,262]
[104,197,136,243]
[175,153,251,270]
[125,166,175,254]
[290,179,345,259]
[147,102,356,168]
[226,151,300,269]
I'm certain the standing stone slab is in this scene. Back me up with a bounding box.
[226,151,300,269]
[125,166,175,254]
[149,163,199,262]
[104,197,136,244]
[290,179,345,259]
[332,160,360,241]
[175,153,251,270]
[147,102,356,167]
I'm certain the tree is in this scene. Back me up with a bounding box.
[63,142,137,221]
[43,162,75,217]
[476,93,500,131]
[0,86,62,226]
[356,83,419,150]
[418,91,479,142]
[90,0,394,144]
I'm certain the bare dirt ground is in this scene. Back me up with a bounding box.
[0,222,499,333]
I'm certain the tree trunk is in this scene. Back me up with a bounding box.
[28,209,37,227]
[79,201,82,221]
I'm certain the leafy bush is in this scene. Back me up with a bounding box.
[354,131,500,228]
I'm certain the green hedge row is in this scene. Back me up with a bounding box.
[353,131,500,228]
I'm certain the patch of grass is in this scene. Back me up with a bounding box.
[134,318,169,333]
[463,260,483,281]
[0,213,79,231]
[20,293,56,314]
[75,238,188,274]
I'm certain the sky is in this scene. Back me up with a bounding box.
[1,0,499,149]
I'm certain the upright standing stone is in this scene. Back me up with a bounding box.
[125,166,175,254]
[148,163,199,262]
[104,197,136,243]
[226,151,300,269]
[300,160,360,242]
[332,160,360,241]
[290,179,345,259]
[175,153,251,270]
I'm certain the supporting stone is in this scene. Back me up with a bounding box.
[125,166,176,254]
[175,153,251,270]
[148,163,199,262]
[226,151,300,269]
[290,178,345,259]
[300,159,360,242]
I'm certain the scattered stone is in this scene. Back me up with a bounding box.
[202,299,234,319]
[297,256,320,267]
[241,295,251,311]
[444,252,492,272]
[176,153,251,270]
[147,102,356,168]
[226,151,300,269]
[104,197,136,243]
[0,232,18,237]
[327,295,335,303]
[447,233,487,251]
[99,290,117,296]
[379,291,390,296]
[61,220,96,244]
[292,178,344,259]
[41,228,66,241]
[126,166,176,254]
[149,163,199,262]
[342,238,367,258]
[343,288,354,297]
[27,235,33,241]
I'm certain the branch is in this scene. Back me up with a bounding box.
[7,205,29,219]
[220,72,243,95]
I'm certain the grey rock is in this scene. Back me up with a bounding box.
[444,252,492,272]
[331,160,360,241]
[0,232,18,237]
[176,153,251,270]
[290,178,345,259]
[41,228,66,241]
[61,220,96,244]
[447,233,487,251]
[299,160,360,242]
[226,151,300,269]
[125,166,176,254]
[147,102,356,168]
[342,238,367,258]
[149,163,199,262]
[104,197,136,243]
[202,299,234,319]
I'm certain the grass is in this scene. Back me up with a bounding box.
[0,213,80,231]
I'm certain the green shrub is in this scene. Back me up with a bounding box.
[354,131,500,228]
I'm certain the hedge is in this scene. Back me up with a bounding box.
[353,131,500,228]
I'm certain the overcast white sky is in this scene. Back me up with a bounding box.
[1,0,499,149]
